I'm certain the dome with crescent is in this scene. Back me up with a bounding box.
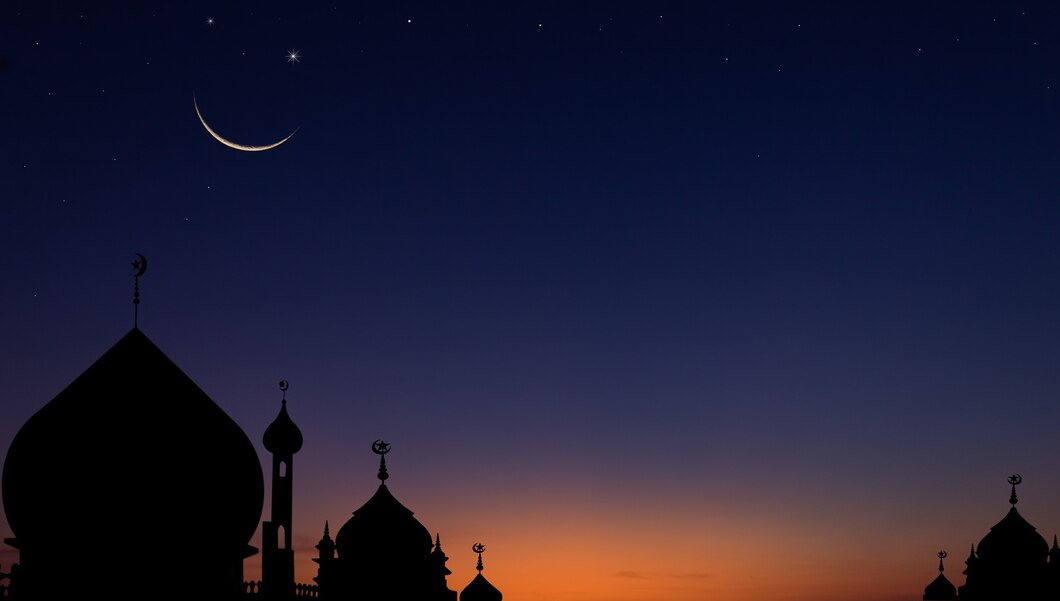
[263,393,303,456]
[334,445,433,562]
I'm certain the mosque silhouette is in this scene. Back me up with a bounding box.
[0,261,504,601]
[922,475,1060,600]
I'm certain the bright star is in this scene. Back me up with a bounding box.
[206,17,214,25]
[286,49,301,63]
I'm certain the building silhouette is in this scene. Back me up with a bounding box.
[924,476,1060,601]
[1,319,505,601]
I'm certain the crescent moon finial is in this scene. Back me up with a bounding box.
[279,379,289,402]
[372,440,390,482]
[472,543,486,572]
[131,253,147,328]
[937,550,947,573]
[1009,474,1023,505]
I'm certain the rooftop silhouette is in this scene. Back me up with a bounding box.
[923,475,1060,601]
[1,261,504,600]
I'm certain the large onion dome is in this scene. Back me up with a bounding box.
[2,328,264,598]
[335,483,433,559]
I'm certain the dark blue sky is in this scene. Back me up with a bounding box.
[4,3,1060,600]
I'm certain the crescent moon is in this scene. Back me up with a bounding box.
[133,253,148,277]
[193,95,297,152]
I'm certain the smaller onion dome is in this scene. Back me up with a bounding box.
[924,551,957,600]
[263,382,303,455]
[461,544,502,601]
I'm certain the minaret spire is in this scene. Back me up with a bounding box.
[131,253,147,328]
[937,550,947,572]
[473,543,486,573]
[1009,474,1023,506]
[372,440,391,482]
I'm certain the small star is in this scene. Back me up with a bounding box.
[407,19,412,23]
[206,17,214,26]
[286,49,301,63]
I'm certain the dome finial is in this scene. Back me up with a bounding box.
[1009,474,1023,506]
[473,543,486,573]
[372,440,391,482]
[131,253,147,328]
[279,379,288,403]
[937,550,947,573]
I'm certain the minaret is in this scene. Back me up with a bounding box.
[262,380,304,599]
[313,522,336,599]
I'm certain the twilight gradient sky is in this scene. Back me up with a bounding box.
[5,2,1060,600]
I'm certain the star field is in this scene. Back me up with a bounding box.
[4,3,1060,601]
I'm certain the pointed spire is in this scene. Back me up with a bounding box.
[316,520,335,559]
[435,533,442,551]
[937,550,947,573]
[473,543,486,573]
[372,440,391,482]
[1009,474,1023,506]
[131,253,147,328]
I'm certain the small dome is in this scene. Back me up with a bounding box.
[923,573,956,600]
[263,400,303,455]
[335,484,433,560]
[976,507,1048,564]
[461,573,502,601]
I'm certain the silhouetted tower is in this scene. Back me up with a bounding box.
[924,551,957,600]
[430,534,455,596]
[1049,535,1060,597]
[261,380,304,599]
[959,544,980,599]
[460,543,503,601]
[313,521,337,599]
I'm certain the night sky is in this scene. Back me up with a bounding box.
[4,2,1060,600]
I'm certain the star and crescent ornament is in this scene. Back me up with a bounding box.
[132,253,147,277]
